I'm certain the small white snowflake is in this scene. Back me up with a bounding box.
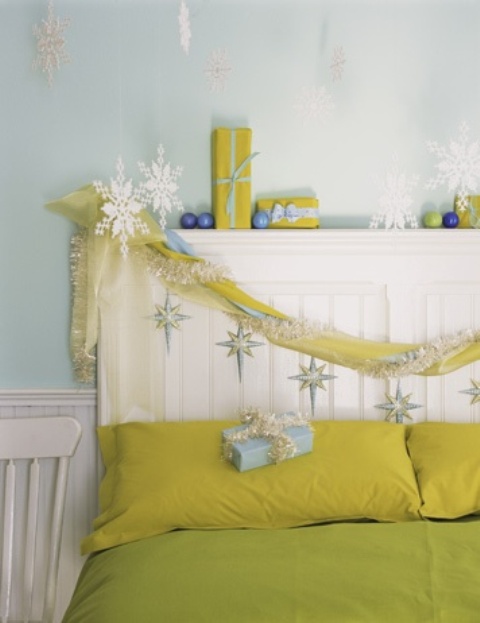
[32,0,71,87]
[426,121,480,212]
[205,48,232,92]
[178,0,191,55]
[370,155,419,230]
[293,85,335,124]
[94,156,149,258]
[330,46,346,82]
[138,145,184,230]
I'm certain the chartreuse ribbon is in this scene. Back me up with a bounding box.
[46,185,480,383]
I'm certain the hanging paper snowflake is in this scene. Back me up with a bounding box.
[216,325,264,382]
[375,380,422,423]
[288,357,336,416]
[138,145,184,229]
[32,0,71,87]
[330,46,346,82]
[93,156,149,258]
[205,48,232,92]
[426,122,480,212]
[178,0,191,55]
[293,85,335,125]
[152,292,191,355]
[370,155,419,229]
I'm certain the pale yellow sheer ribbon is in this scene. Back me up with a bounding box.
[47,185,480,391]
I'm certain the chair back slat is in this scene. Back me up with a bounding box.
[1,461,15,622]
[0,417,81,623]
[23,459,40,622]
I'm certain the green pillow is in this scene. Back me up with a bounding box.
[82,420,421,554]
[407,422,480,519]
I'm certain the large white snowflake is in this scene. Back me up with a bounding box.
[370,155,419,230]
[32,0,71,87]
[138,145,184,229]
[178,0,191,55]
[330,46,346,82]
[293,85,335,124]
[94,157,149,258]
[205,48,232,92]
[426,122,480,212]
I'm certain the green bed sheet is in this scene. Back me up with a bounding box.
[63,520,480,623]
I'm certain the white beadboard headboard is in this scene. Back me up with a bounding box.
[98,228,480,424]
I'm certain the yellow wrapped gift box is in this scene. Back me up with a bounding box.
[212,128,258,229]
[256,197,320,228]
[455,195,480,228]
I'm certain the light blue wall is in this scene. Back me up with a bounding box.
[1,0,479,388]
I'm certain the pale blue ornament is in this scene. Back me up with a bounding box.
[216,325,264,382]
[288,357,336,416]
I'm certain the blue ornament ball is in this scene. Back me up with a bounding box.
[180,212,198,229]
[197,212,214,229]
[252,211,270,229]
[442,211,459,229]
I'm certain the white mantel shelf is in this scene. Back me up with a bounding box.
[176,228,480,257]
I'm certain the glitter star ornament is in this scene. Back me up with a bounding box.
[138,145,184,229]
[293,85,335,125]
[205,48,232,92]
[459,379,480,405]
[153,293,191,355]
[370,155,419,229]
[216,325,264,382]
[375,380,422,423]
[178,0,191,55]
[289,357,336,416]
[426,122,480,212]
[33,0,71,87]
[93,156,149,258]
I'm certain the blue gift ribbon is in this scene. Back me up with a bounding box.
[268,202,319,224]
[215,131,259,228]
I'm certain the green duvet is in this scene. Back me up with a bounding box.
[63,520,480,623]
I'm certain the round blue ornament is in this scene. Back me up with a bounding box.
[180,212,198,229]
[442,211,459,228]
[252,211,270,229]
[197,212,214,229]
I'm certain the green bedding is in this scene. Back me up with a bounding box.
[63,520,480,623]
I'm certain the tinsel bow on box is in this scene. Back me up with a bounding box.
[222,407,313,465]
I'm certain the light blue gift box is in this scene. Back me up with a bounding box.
[222,422,314,472]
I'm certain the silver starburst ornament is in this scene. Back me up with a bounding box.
[289,357,336,416]
[459,379,480,405]
[216,325,264,382]
[33,0,71,87]
[375,380,422,423]
[153,293,191,355]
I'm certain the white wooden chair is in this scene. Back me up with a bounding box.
[0,417,82,623]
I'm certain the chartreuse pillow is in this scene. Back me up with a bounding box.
[82,420,421,554]
[407,423,480,519]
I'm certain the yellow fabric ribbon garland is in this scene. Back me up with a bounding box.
[46,185,480,384]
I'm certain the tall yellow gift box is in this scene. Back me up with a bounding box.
[455,195,480,228]
[212,128,257,229]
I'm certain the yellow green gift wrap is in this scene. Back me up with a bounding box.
[256,197,320,228]
[212,127,258,229]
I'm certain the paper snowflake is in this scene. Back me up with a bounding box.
[178,0,191,55]
[138,145,184,229]
[330,46,346,82]
[32,0,71,87]
[426,122,480,212]
[94,156,149,258]
[293,85,335,124]
[370,155,419,229]
[205,48,232,92]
